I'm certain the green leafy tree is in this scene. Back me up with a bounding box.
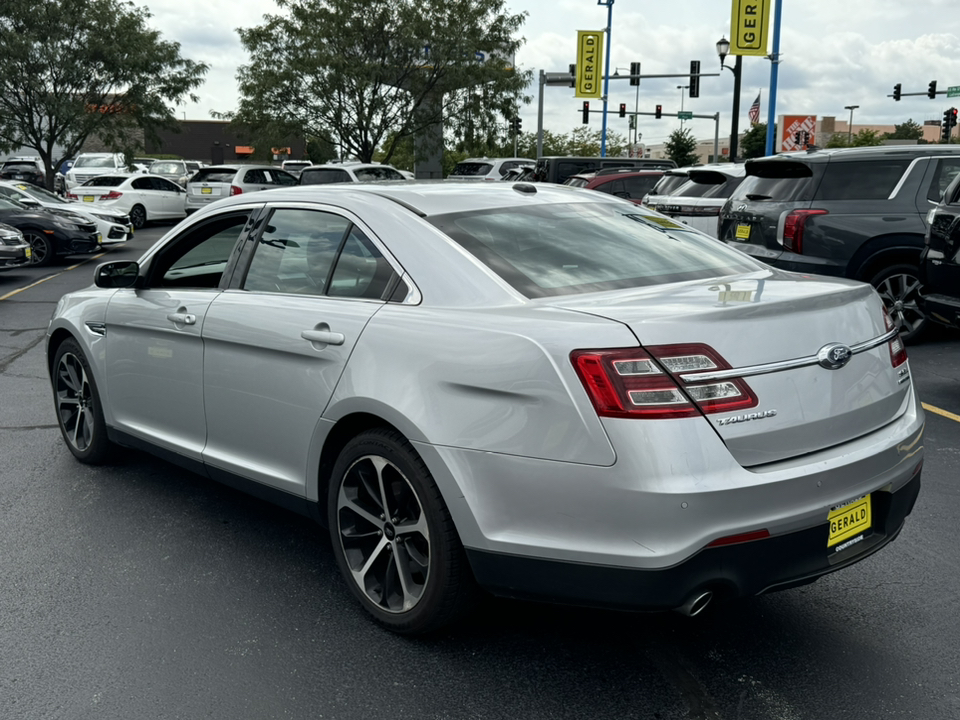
[232,0,532,164]
[739,122,776,159]
[826,128,885,148]
[664,127,699,167]
[0,0,207,189]
[885,119,923,141]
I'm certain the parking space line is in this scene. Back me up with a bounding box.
[0,252,109,302]
[922,402,960,424]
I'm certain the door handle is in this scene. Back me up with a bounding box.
[301,329,345,346]
[167,312,196,325]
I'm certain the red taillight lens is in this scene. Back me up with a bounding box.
[230,185,243,196]
[66,193,78,200]
[882,308,908,367]
[102,191,122,200]
[571,344,758,419]
[706,529,770,547]
[782,209,827,254]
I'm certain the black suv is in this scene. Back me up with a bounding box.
[719,145,960,342]
[919,172,960,332]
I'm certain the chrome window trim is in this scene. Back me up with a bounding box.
[679,328,898,383]
[887,156,927,200]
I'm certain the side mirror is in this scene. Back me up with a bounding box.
[95,260,141,288]
[20,197,39,206]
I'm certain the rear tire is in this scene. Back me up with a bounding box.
[870,264,927,344]
[328,428,478,634]
[129,204,147,229]
[52,338,111,464]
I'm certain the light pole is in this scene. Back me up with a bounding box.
[597,0,614,157]
[614,66,640,144]
[717,37,743,161]
[844,105,859,144]
[677,84,690,129]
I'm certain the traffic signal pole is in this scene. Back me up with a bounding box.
[598,0,614,158]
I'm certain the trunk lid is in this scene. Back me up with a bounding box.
[550,270,909,467]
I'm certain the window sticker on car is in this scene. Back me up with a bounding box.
[631,215,687,231]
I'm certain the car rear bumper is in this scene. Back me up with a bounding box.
[919,292,960,329]
[466,471,921,610]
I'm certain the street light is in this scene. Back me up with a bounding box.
[844,105,859,144]
[677,84,690,129]
[614,66,640,144]
[717,36,743,161]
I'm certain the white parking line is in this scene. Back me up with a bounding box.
[0,252,109,302]
[922,402,960,424]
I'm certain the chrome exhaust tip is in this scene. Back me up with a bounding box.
[675,590,713,617]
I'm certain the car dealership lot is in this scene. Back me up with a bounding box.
[1,225,959,719]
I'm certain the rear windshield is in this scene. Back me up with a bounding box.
[687,174,746,199]
[354,167,404,182]
[82,176,126,187]
[648,174,689,196]
[813,159,911,201]
[2,162,38,172]
[75,156,117,168]
[427,203,760,298]
[299,168,351,184]
[192,168,238,184]
[564,177,590,188]
[450,163,494,177]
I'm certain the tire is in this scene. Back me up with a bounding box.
[870,263,928,344]
[23,231,54,267]
[52,338,111,464]
[129,204,147,229]
[328,428,478,634]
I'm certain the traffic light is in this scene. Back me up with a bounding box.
[582,101,590,124]
[689,60,701,99]
[629,61,641,87]
[655,104,662,119]
[569,63,576,89]
[619,103,626,118]
[942,108,958,142]
[928,80,938,99]
[893,83,901,102]
[509,116,522,134]
[515,116,522,133]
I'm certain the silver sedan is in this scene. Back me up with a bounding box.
[47,183,924,634]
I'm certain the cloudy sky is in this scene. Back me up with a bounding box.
[135,0,960,147]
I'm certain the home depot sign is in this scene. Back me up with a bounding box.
[780,115,817,152]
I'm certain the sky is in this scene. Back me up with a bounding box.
[135,0,960,148]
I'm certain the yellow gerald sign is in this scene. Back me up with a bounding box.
[575,31,603,99]
[730,0,771,56]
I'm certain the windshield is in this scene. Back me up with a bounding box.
[74,156,118,168]
[151,162,185,174]
[0,196,29,211]
[13,183,67,204]
[428,203,760,298]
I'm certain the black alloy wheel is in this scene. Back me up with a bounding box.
[52,339,111,464]
[328,428,478,634]
[129,204,147,229]
[871,264,927,344]
[23,231,53,267]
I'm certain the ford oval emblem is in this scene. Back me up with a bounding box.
[817,343,853,370]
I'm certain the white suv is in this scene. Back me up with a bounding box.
[297,162,408,184]
[65,153,128,190]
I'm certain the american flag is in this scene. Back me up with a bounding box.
[748,92,762,125]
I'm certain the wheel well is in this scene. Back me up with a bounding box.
[847,236,924,282]
[316,412,403,523]
[46,328,76,378]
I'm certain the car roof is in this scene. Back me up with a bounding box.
[749,145,960,166]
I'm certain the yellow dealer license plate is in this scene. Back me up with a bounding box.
[25,247,31,259]
[735,223,751,240]
[201,187,212,194]
[83,195,95,202]
[827,494,871,548]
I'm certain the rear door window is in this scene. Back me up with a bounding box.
[814,160,911,201]
[926,158,960,202]
[622,176,660,198]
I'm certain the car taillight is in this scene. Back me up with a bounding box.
[230,185,242,196]
[882,308,908,368]
[102,191,123,200]
[66,193,78,200]
[571,344,758,419]
[782,209,827,254]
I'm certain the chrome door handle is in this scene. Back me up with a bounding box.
[166,312,196,325]
[301,329,345,346]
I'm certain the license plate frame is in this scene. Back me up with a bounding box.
[827,494,872,548]
[83,195,95,202]
[201,187,212,194]
[735,223,751,240]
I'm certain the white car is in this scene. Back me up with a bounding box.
[650,165,747,238]
[281,160,312,177]
[66,173,187,228]
[297,162,409,184]
[64,153,129,190]
[447,157,536,181]
[0,180,133,244]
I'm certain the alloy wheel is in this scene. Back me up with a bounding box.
[875,271,924,338]
[336,454,431,614]
[55,352,95,452]
[130,205,146,229]
[23,232,50,265]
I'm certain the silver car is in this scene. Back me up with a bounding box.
[47,183,924,634]
[185,164,298,214]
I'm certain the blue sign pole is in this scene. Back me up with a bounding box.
[764,0,783,155]
[598,0,614,157]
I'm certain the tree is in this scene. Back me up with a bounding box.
[664,127,699,167]
[232,0,532,164]
[885,119,923,141]
[0,0,208,189]
[826,128,885,148]
[739,122,776,159]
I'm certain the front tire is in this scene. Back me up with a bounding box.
[129,204,147,229]
[328,428,477,634]
[870,264,927,344]
[23,231,54,267]
[52,338,111,464]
